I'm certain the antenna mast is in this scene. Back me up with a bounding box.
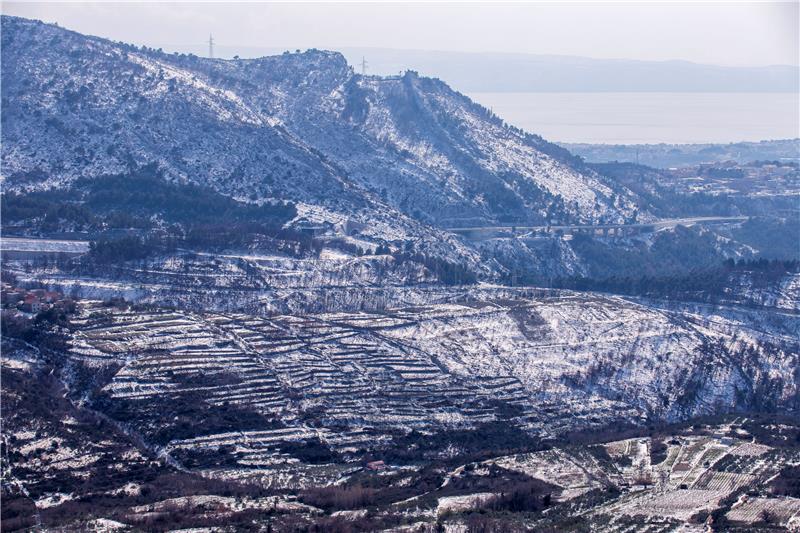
[360,56,367,75]
[208,34,215,59]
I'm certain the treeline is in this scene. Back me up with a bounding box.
[93,389,282,448]
[88,236,168,263]
[2,188,95,232]
[183,224,315,253]
[480,481,553,513]
[80,163,296,228]
[1,306,73,353]
[84,228,321,265]
[379,422,543,465]
[563,222,800,282]
[545,258,799,301]
[567,227,727,279]
[730,217,800,260]
[2,163,297,245]
[82,229,479,287]
[393,251,477,285]
[2,163,344,262]
[722,257,800,273]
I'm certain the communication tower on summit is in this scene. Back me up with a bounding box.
[209,34,215,59]
[360,56,368,75]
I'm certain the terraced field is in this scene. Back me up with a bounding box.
[294,421,800,531]
[593,432,800,528]
[68,302,539,455]
[4,287,798,530]
[49,291,796,483]
[449,426,800,531]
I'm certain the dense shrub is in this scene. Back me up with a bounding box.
[301,485,378,511]
[381,422,543,464]
[771,466,800,497]
[88,236,157,263]
[649,437,668,465]
[392,251,477,285]
[80,164,296,228]
[546,258,799,302]
[2,163,299,252]
[277,438,338,464]
[483,481,552,513]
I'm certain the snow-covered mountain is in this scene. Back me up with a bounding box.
[1,15,644,230]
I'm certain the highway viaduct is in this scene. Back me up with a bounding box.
[445,216,749,239]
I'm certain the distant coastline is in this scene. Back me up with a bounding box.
[172,46,800,94]
[562,138,800,168]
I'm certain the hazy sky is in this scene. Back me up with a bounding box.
[3,1,798,67]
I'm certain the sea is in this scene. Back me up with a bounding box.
[467,92,799,145]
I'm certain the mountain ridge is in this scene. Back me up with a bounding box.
[125,43,800,92]
[1,15,645,235]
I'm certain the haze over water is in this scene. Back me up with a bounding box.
[468,92,800,144]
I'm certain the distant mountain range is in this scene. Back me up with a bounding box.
[340,49,800,93]
[171,45,800,93]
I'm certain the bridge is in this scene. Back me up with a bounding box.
[445,216,749,239]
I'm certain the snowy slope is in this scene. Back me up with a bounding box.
[1,15,646,231]
[62,291,799,448]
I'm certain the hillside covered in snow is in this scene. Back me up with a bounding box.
[1,15,643,230]
[2,289,799,531]
[2,13,800,532]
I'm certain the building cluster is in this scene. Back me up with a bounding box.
[665,161,800,197]
[1,284,65,314]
